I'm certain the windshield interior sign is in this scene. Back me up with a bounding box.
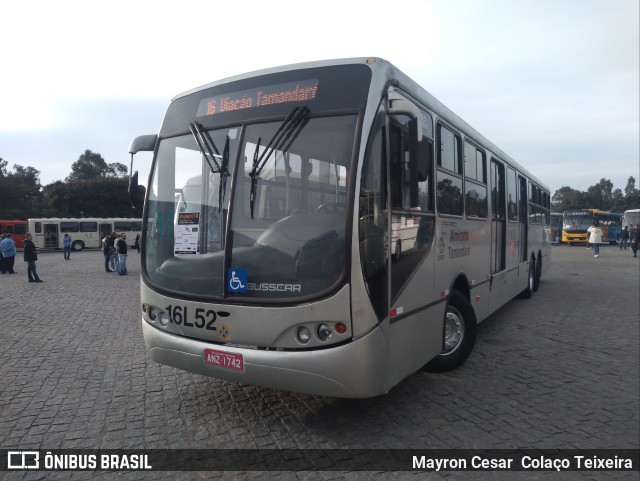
[175,212,200,255]
[197,79,318,117]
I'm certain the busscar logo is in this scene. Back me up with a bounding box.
[8,451,39,469]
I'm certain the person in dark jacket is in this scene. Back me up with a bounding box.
[619,226,630,250]
[631,225,640,258]
[23,233,43,283]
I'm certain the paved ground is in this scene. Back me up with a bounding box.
[0,245,638,481]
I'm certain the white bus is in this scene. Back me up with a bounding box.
[129,57,551,398]
[622,209,640,229]
[27,218,142,250]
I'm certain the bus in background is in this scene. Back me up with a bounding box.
[622,209,640,229]
[562,209,621,245]
[128,57,550,398]
[0,220,28,248]
[27,218,142,250]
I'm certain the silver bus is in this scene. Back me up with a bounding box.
[622,209,640,229]
[129,58,551,398]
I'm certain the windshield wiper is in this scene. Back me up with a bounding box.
[248,106,310,218]
[190,122,231,213]
[190,122,222,174]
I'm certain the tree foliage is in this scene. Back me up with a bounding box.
[42,178,145,218]
[65,149,128,182]
[552,176,639,212]
[0,158,44,218]
[1,151,638,221]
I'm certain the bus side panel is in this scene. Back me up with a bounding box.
[381,302,445,389]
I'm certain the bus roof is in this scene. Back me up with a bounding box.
[172,57,549,193]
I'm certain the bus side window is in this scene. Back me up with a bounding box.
[389,118,433,212]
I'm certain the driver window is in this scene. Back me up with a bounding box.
[389,118,433,213]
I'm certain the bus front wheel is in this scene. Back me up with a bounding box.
[423,290,477,373]
[71,241,85,251]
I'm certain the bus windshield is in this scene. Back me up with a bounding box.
[145,114,357,300]
[563,212,593,230]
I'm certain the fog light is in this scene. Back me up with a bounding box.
[148,306,157,321]
[317,323,333,341]
[297,326,311,344]
[158,311,170,327]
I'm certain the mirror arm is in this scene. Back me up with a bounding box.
[388,91,423,142]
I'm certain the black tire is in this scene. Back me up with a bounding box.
[71,241,85,251]
[519,258,535,299]
[533,255,541,292]
[423,290,477,373]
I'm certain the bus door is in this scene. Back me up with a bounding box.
[384,94,440,381]
[490,159,506,279]
[519,176,528,262]
[44,223,58,249]
[99,223,112,240]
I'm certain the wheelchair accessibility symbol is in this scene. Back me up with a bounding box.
[228,268,247,293]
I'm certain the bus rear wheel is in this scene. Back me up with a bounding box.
[519,258,535,299]
[71,241,85,251]
[423,290,477,373]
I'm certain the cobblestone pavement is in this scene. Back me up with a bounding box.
[0,246,638,481]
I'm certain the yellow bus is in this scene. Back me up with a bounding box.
[562,209,621,245]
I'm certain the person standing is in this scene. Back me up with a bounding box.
[102,232,115,272]
[63,233,72,260]
[0,231,6,272]
[115,233,128,275]
[23,233,42,282]
[587,221,603,258]
[134,233,141,253]
[0,233,17,274]
[619,226,630,250]
[630,225,639,258]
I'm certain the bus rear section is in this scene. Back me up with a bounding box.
[0,220,27,248]
[131,58,550,398]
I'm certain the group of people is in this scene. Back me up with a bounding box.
[1,231,43,282]
[102,232,136,276]
[617,224,640,258]
[2,229,142,282]
[587,222,640,258]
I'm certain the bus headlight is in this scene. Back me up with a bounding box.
[297,326,311,344]
[317,323,333,341]
[158,311,170,327]
[147,306,157,321]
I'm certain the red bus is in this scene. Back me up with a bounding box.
[0,220,28,248]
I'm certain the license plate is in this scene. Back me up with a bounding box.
[204,348,244,372]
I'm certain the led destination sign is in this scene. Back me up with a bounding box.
[197,79,319,117]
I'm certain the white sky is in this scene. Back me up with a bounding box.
[1,0,638,196]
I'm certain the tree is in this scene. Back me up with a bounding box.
[66,149,128,182]
[43,177,145,218]
[585,178,614,210]
[0,161,43,218]
[552,186,585,212]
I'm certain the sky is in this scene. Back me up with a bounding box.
[1,0,638,197]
